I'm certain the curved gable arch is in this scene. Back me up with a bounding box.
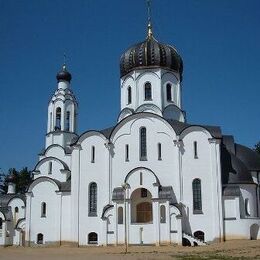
[7,196,26,207]
[110,112,177,142]
[33,156,69,172]
[180,125,213,140]
[43,144,67,156]
[27,176,61,193]
[76,130,108,145]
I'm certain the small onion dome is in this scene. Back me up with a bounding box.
[6,173,15,183]
[56,64,72,83]
[120,24,183,80]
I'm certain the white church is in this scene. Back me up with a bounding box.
[1,16,260,247]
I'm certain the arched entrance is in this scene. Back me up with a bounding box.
[130,188,153,224]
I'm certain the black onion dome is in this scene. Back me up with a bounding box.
[56,65,72,83]
[120,34,183,80]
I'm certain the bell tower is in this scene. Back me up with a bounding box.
[45,64,78,148]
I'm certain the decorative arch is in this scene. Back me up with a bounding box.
[136,71,160,81]
[117,107,134,122]
[121,74,135,86]
[135,104,162,115]
[124,167,160,186]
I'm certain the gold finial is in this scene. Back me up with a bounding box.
[147,0,153,38]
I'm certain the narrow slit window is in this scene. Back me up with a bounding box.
[158,143,162,160]
[144,82,152,100]
[192,179,202,213]
[160,205,166,223]
[140,127,147,160]
[49,112,52,131]
[91,146,95,163]
[125,144,129,161]
[41,202,46,217]
[48,162,52,174]
[89,182,97,216]
[65,111,70,131]
[166,83,172,102]
[140,172,143,185]
[194,141,198,159]
[118,207,123,224]
[127,86,132,104]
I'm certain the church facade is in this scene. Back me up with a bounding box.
[1,21,260,247]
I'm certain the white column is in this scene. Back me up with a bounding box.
[71,144,81,245]
[153,200,160,246]
[25,192,32,246]
[209,138,224,242]
[56,192,62,245]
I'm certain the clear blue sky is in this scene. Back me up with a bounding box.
[0,0,260,173]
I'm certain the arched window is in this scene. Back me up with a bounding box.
[41,202,46,217]
[127,86,132,104]
[89,182,97,216]
[136,202,152,223]
[37,233,43,244]
[192,179,202,213]
[65,111,70,131]
[55,107,61,130]
[245,198,250,216]
[166,83,172,102]
[0,218,2,229]
[15,207,19,213]
[160,205,166,223]
[194,231,205,242]
[118,207,123,224]
[140,127,147,160]
[144,82,152,100]
[88,232,98,244]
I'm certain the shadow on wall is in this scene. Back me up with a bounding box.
[250,224,259,240]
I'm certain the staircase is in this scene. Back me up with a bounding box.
[182,232,207,246]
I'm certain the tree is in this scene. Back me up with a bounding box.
[3,167,33,194]
[254,142,260,154]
